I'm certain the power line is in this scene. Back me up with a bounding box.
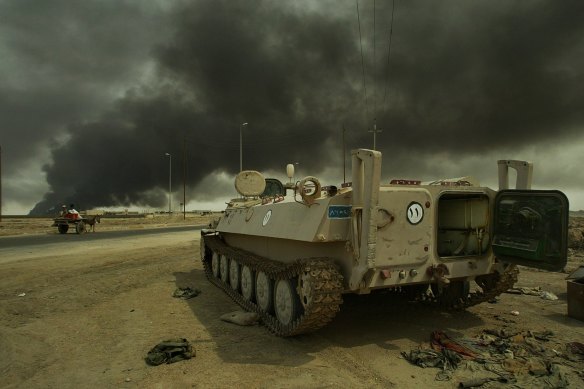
[373,0,376,119]
[356,0,369,124]
[382,0,396,110]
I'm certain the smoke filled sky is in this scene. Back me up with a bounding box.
[1,0,584,214]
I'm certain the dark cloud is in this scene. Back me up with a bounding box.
[0,0,172,166]
[1,0,582,214]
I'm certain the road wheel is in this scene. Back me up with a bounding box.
[274,279,300,326]
[255,272,274,313]
[229,259,240,291]
[241,265,255,302]
[220,255,229,283]
[75,222,86,234]
[211,252,220,278]
[58,224,69,234]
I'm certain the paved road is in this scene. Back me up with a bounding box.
[0,225,204,249]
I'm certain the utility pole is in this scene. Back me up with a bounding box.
[165,153,172,214]
[0,145,2,222]
[342,126,346,184]
[182,135,186,220]
[239,122,248,172]
[368,119,382,151]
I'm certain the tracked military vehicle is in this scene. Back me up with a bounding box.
[200,149,568,336]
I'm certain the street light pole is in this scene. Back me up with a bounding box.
[239,122,248,172]
[182,136,186,220]
[0,145,2,222]
[165,152,172,214]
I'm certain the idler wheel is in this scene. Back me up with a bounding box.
[255,272,274,313]
[274,279,300,326]
[298,271,314,308]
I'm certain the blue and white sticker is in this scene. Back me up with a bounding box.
[328,205,352,219]
[406,202,424,225]
[262,210,272,226]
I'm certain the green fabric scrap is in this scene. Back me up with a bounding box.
[146,338,194,366]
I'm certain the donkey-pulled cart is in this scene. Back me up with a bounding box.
[52,217,87,234]
[52,215,100,234]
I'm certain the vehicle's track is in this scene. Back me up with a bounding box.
[202,233,343,336]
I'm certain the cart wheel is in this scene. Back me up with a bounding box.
[76,221,86,234]
[58,224,69,234]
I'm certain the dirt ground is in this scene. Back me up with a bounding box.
[0,217,583,388]
[0,214,216,237]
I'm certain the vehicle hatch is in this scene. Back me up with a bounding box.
[492,190,568,271]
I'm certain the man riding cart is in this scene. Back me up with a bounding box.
[52,204,87,234]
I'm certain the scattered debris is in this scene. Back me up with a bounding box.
[540,291,559,301]
[567,342,584,357]
[506,286,559,300]
[458,376,508,388]
[431,330,477,358]
[172,287,201,299]
[507,286,543,296]
[402,329,581,387]
[493,315,516,324]
[220,311,259,326]
[401,348,462,371]
[567,265,584,281]
[145,338,194,366]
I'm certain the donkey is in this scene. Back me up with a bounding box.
[84,215,101,232]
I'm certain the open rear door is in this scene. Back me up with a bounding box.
[492,190,569,271]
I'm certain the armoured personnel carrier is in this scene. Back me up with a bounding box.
[200,149,568,336]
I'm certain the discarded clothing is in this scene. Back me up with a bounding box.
[540,291,558,301]
[458,377,501,388]
[172,287,201,299]
[402,348,462,371]
[403,328,580,387]
[506,286,558,300]
[146,338,194,366]
[507,286,542,296]
[431,330,477,358]
[531,330,554,342]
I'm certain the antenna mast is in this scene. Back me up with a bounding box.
[369,119,382,151]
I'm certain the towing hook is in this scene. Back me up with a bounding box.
[427,264,450,286]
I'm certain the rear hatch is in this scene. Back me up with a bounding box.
[492,190,569,271]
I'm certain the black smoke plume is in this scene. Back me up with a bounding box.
[22,0,584,214]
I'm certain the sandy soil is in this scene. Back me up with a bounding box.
[0,218,583,388]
